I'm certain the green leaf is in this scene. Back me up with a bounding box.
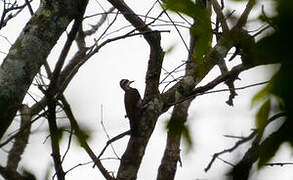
[166,118,193,152]
[251,84,270,108]
[165,44,176,55]
[166,117,185,136]
[181,125,193,152]
[255,99,271,131]
[163,0,204,19]
[75,127,91,146]
[163,0,212,64]
[55,127,65,144]
[258,130,282,168]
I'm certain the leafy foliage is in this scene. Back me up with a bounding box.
[163,0,212,62]
[251,0,293,167]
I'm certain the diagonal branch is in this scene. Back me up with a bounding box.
[6,105,32,171]
[205,129,257,172]
[107,0,164,102]
[165,64,250,108]
[234,0,256,29]
[59,95,115,180]
[211,0,229,32]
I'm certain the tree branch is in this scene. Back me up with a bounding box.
[235,0,256,29]
[205,129,257,172]
[59,95,115,180]
[0,0,88,139]
[211,0,229,32]
[107,0,164,102]
[6,105,32,171]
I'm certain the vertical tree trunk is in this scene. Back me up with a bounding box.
[0,0,88,139]
[157,101,192,180]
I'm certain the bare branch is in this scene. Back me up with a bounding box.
[100,105,120,159]
[98,130,131,159]
[25,0,34,15]
[235,0,256,29]
[205,130,257,172]
[211,0,229,32]
[59,95,115,180]
[7,105,32,171]
[107,0,164,102]
[84,7,115,36]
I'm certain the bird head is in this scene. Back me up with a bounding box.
[120,79,134,90]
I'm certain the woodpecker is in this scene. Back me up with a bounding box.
[120,79,142,136]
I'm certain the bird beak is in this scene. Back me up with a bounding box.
[128,80,134,85]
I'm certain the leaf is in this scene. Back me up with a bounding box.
[251,84,270,108]
[163,0,212,64]
[165,43,176,55]
[255,99,271,131]
[55,127,65,144]
[181,125,193,152]
[166,117,185,136]
[166,118,193,152]
[22,169,37,180]
[258,130,283,168]
[75,127,91,146]
[163,0,204,19]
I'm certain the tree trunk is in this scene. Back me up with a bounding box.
[0,0,88,139]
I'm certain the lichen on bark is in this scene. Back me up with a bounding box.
[0,0,86,139]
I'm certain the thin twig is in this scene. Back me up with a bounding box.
[100,105,120,159]
[198,80,270,96]
[144,0,158,23]
[61,127,73,163]
[95,10,119,43]
[64,161,93,175]
[205,112,287,172]
[158,1,190,54]
[265,162,293,167]
[211,0,229,32]
[25,0,34,15]
[205,130,257,172]
[98,130,131,159]
[59,95,115,180]
[235,0,256,29]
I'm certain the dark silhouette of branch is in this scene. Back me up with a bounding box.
[0,165,23,179]
[205,129,257,172]
[211,0,229,32]
[0,0,34,29]
[265,162,293,167]
[106,1,164,179]
[195,80,269,97]
[235,0,256,29]
[207,112,286,175]
[46,94,65,180]
[231,112,287,180]
[59,95,115,180]
[25,0,34,15]
[98,130,131,159]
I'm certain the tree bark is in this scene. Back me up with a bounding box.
[0,0,88,139]
[157,100,191,180]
